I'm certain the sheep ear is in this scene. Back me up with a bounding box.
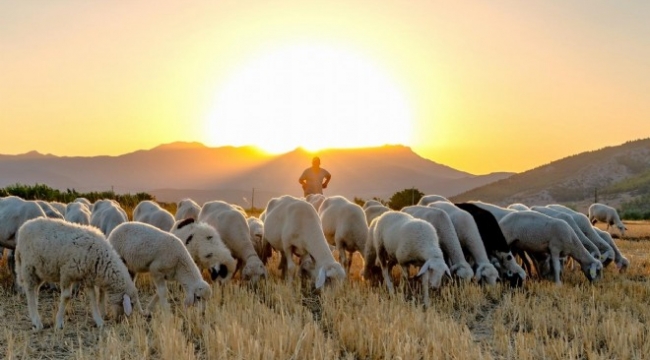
[315,268,327,289]
[123,294,133,316]
[177,218,195,229]
[417,259,432,277]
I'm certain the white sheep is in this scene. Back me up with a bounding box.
[263,195,346,288]
[199,200,268,282]
[530,206,602,261]
[468,201,516,221]
[364,204,390,226]
[108,221,211,313]
[175,198,202,221]
[507,203,530,211]
[171,218,237,284]
[369,211,450,306]
[306,193,327,211]
[418,194,450,206]
[90,199,128,236]
[402,205,474,282]
[362,200,384,209]
[36,200,64,219]
[133,200,175,232]
[589,203,627,237]
[499,211,602,284]
[546,204,615,265]
[50,201,68,216]
[247,216,272,265]
[318,196,369,276]
[73,197,93,210]
[427,201,500,284]
[593,226,629,272]
[15,217,139,330]
[64,202,92,225]
[0,196,46,250]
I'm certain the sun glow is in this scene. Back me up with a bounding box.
[205,43,414,154]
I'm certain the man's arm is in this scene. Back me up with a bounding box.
[322,171,331,188]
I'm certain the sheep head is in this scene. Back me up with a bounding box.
[315,262,346,289]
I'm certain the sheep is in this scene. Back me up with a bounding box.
[199,200,268,282]
[468,201,516,221]
[36,200,64,219]
[364,204,390,226]
[90,200,128,236]
[247,216,273,265]
[507,203,530,211]
[73,197,93,210]
[593,227,629,272]
[263,195,345,288]
[362,199,383,209]
[306,193,327,211]
[65,202,92,225]
[427,201,500,284]
[369,211,450,306]
[108,221,211,313]
[454,203,527,286]
[418,194,450,206]
[318,196,369,276]
[589,203,627,237]
[175,198,202,221]
[50,201,68,216]
[530,206,602,262]
[546,204,616,266]
[171,218,237,284]
[15,217,139,330]
[499,211,602,284]
[402,205,474,282]
[133,200,175,232]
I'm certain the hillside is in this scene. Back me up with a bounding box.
[0,142,512,207]
[450,138,650,212]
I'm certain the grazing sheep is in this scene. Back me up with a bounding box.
[133,200,175,232]
[263,195,345,288]
[402,205,474,282]
[507,203,530,211]
[108,222,211,313]
[171,218,237,284]
[418,194,450,206]
[199,200,268,283]
[468,201,516,221]
[64,202,92,225]
[306,193,327,211]
[530,206,601,262]
[362,200,383,209]
[50,201,68,215]
[546,204,615,266]
[318,196,369,276]
[364,204,390,226]
[593,227,629,272]
[36,200,64,219]
[369,211,450,306]
[15,218,139,330]
[175,198,202,221]
[589,203,627,237]
[427,201,500,284]
[454,203,526,286]
[247,217,273,265]
[499,211,602,284]
[90,200,128,236]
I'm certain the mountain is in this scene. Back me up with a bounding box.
[450,138,650,212]
[0,142,512,207]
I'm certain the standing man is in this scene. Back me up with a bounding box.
[298,156,332,197]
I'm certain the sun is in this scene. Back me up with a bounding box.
[205,43,414,154]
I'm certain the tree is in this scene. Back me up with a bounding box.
[388,188,424,210]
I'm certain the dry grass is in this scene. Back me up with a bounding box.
[1,222,650,359]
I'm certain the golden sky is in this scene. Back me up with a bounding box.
[2,1,649,174]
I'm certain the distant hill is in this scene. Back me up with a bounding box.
[0,142,512,207]
[450,138,650,213]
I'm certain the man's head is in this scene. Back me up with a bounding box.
[312,157,321,167]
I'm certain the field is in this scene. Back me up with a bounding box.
[1,222,649,359]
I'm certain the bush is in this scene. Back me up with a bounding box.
[388,188,424,210]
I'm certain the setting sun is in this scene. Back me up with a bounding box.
[204,43,414,154]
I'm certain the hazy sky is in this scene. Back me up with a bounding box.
[2,1,649,174]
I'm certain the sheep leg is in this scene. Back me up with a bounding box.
[25,282,43,331]
[282,246,297,281]
[55,282,74,330]
[550,251,562,285]
[377,246,394,293]
[337,245,348,275]
[86,286,104,328]
[148,274,169,312]
[97,286,106,318]
[420,271,431,308]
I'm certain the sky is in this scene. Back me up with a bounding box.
[2,1,649,174]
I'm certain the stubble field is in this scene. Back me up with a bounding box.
[1,222,649,360]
